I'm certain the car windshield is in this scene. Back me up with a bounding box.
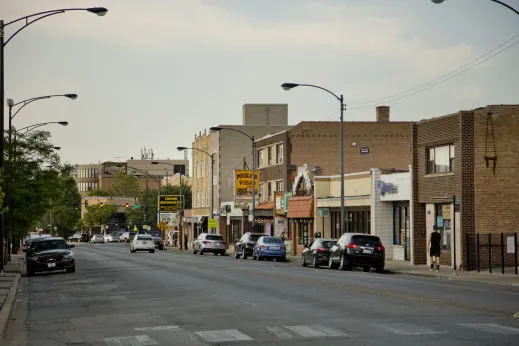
[249,234,263,242]
[32,240,68,251]
[351,235,381,247]
[320,240,335,248]
[206,235,224,241]
[95,235,103,238]
[262,237,283,244]
[137,236,153,240]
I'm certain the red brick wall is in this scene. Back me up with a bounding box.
[474,105,519,235]
[288,121,413,180]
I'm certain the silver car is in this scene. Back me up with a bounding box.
[91,234,105,244]
[193,233,227,256]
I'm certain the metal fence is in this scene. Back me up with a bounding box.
[465,233,518,275]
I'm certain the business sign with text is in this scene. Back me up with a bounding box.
[234,169,259,208]
[159,195,182,212]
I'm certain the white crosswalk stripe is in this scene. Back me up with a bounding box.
[193,329,253,342]
[104,335,157,346]
[458,323,519,334]
[375,323,444,335]
[282,325,347,338]
[266,326,294,340]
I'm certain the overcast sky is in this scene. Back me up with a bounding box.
[2,0,518,166]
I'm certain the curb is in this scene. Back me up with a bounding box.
[0,273,21,340]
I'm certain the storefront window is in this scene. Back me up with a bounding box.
[346,211,370,234]
[299,222,309,245]
[393,204,409,245]
[435,203,451,252]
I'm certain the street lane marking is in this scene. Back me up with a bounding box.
[104,335,157,346]
[194,329,253,342]
[135,325,180,331]
[267,326,294,340]
[458,323,519,334]
[375,323,443,335]
[284,325,347,338]
[212,293,257,307]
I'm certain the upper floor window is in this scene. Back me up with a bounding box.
[267,146,272,166]
[427,144,455,174]
[259,183,265,202]
[276,144,283,164]
[276,180,283,192]
[267,182,272,201]
[258,149,264,168]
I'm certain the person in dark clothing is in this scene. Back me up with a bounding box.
[429,225,442,272]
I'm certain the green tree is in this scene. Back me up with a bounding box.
[83,204,118,234]
[109,171,141,197]
[88,188,110,197]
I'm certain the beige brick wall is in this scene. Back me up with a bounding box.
[242,104,288,126]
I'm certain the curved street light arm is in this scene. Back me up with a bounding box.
[296,84,341,101]
[4,7,107,46]
[491,0,519,16]
[211,127,253,141]
[179,147,212,159]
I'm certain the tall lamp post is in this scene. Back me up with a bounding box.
[209,127,256,231]
[12,121,69,162]
[131,170,162,232]
[0,6,107,271]
[7,93,77,159]
[280,83,346,235]
[431,0,519,15]
[170,147,214,235]
[151,160,189,248]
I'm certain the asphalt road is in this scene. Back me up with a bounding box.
[5,243,519,346]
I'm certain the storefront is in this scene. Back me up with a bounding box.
[254,202,274,235]
[287,196,314,256]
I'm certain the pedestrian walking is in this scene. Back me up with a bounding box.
[429,225,441,272]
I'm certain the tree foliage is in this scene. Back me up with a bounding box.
[4,130,80,240]
[83,204,118,231]
[109,171,141,197]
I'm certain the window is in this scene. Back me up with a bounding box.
[174,164,186,176]
[276,180,283,192]
[201,161,205,177]
[267,182,272,201]
[196,162,200,178]
[346,211,370,234]
[427,144,455,174]
[201,190,205,206]
[393,205,409,246]
[435,204,451,252]
[257,149,264,168]
[299,223,309,245]
[276,144,283,164]
[196,191,200,207]
[259,183,265,202]
[267,146,272,166]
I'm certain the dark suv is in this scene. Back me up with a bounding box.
[234,232,266,259]
[329,233,385,273]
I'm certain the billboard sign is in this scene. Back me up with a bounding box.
[234,169,259,208]
[159,195,181,212]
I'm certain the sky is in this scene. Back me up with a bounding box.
[2,0,518,166]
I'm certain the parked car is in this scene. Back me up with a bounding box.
[104,234,118,243]
[193,233,227,255]
[153,236,164,250]
[328,233,385,273]
[252,236,286,262]
[68,233,81,242]
[234,232,266,259]
[130,234,155,253]
[24,237,75,277]
[91,234,105,244]
[301,238,336,268]
[80,233,90,242]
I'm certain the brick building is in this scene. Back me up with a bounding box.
[411,105,519,270]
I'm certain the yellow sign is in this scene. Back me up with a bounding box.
[159,195,181,212]
[157,221,168,231]
[234,169,259,208]
[442,205,452,219]
[208,218,218,228]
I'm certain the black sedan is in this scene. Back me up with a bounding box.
[329,233,385,273]
[24,237,76,277]
[234,232,266,259]
[153,236,164,250]
[301,238,336,268]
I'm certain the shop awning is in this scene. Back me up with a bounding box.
[198,216,208,225]
[256,202,275,210]
[287,196,314,218]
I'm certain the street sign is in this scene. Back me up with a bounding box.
[133,204,141,209]
[208,218,217,229]
[159,195,181,212]
[317,208,329,217]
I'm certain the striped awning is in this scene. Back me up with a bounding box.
[255,217,273,225]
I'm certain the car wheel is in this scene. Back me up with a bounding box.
[193,249,198,254]
[363,267,371,272]
[199,249,204,255]
[234,248,240,259]
[312,256,320,268]
[66,266,76,273]
[242,249,247,260]
[220,251,226,256]
[278,257,286,262]
[301,255,307,267]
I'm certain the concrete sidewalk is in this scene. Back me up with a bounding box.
[0,254,25,339]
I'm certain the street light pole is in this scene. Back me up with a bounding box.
[208,128,256,231]
[432,0,519,16]
[0,6,107,271]
[281,83,346,235]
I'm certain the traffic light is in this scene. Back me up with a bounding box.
[100,202,104,208]
[84,200,87,208]
[125,203,130,209]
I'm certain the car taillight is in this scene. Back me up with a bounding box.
[376,245,385,252]
[282,245,286,249]
[346,243,357,249]
[317,247,326,253]
[203,241,210,244]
